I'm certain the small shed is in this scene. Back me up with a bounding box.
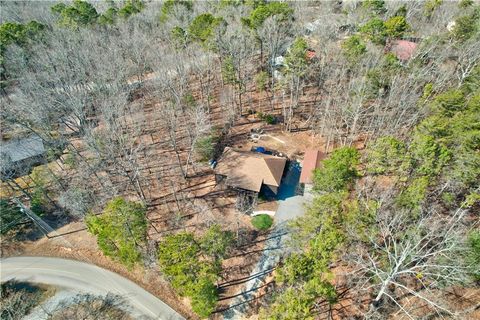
[0,135,46,179]
[299,150,325,185]
[385,40,418,62]
[306,49,316,60]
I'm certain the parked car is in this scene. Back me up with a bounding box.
[251,146,273,155]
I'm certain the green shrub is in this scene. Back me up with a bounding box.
[383,52,401,70]
[0,21,45,47]
[362,0,386,15]
[451,9,480,42]
[342,35,367,62]
[409,133,451,176]
[430,89,466,116]
[157,225,232,318]
[441,192,456,206]
[63,153,76,169]
[467,231,480,281]
[313,147,360,192]
[188,13,223,45]
[459,0,474,8]
[245,1,293,29]
[30,188,47,216]
[396,176,429,212]
[183,92,196,108]
[365,68,388,97]
[384,16,410,39]
[360,17,387,45]
[0,200,23,234]
[255,70,268,92]
[98,7,118,25]
[222,56,237,84]
[51,0,99,28]
[414,77,479,189]
[86,197,147,269]
[257,112,276,124]
[366,136,410,175]
[424,0,443,19]
[118,0,144,19]
[464,65,480,93]
[276,253,315,285]
[285,37,309,76]
[264,114,276,124]
[160,0,193,22]
[195,135,217,162]
[251,214,273,230]
[394,4,407,17]
[422,83,435,100]
[190,277,218,318]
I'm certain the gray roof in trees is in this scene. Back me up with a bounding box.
[0,135,45,163]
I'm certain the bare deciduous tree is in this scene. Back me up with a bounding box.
[348,206,473,319]
[46,293,134,320]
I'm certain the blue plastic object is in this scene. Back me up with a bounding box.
[255,146,266,153]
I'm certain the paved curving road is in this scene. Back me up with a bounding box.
[0,257,184,320]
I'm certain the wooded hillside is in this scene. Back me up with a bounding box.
[1,1,478,319]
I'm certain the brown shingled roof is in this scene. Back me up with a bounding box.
[299,150,325,184]
[215,147,287,192]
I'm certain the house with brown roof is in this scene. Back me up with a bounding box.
[299,150,325,186]
[215,147,287,195]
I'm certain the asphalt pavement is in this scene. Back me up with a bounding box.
[0,256,184,320]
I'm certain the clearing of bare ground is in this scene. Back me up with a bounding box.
[0,73,328,319]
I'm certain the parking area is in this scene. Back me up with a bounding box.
[254,160,313,223]
[274,161,311,223]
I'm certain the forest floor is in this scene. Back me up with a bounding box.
[3,117,478,319]
[0,72,331,319]
[0,123,326,319]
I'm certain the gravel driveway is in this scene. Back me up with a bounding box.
[223,161,313,319]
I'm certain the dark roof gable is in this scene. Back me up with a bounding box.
[0,135,45,163]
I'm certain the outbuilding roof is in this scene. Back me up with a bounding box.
[0,135,45,163]
[299,150,325,184]
[215,147,286,192]
[386,40,417,61]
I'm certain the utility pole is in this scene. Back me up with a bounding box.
[12,198,53,239]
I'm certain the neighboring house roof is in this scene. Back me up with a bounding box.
[274,56,285,67]
[305,19,323,33]
[0,135,45,163]
[215,147,287,193]
[306,50,316,60]
[299,150,325,184]
[386,40,418,61]
[447,21,456,32]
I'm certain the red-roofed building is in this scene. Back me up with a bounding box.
[306,49,316,60]
[299,150,325,185]
[385,40,418,61]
